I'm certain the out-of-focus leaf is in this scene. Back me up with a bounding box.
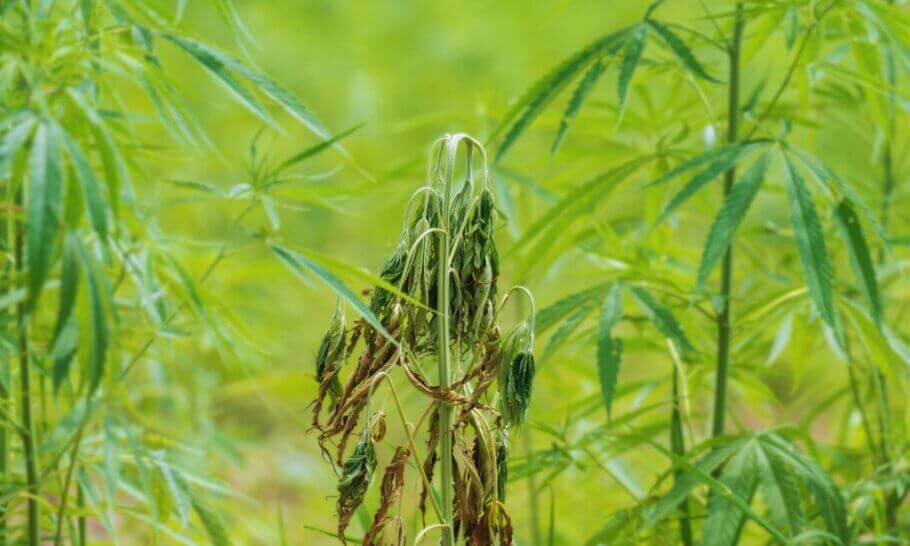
[782,154,837,332]
[697,153,770,287]
[58,126,109,239]
[628,286,694,355]
[26,122,64,309]
[833,199,881,325]
[270,244,396,344]
[492,27,629,162]
[79,242,109,393]
[618,25,647,111]
[597,284,623,419]
[552,58,606,154]
[647,20,719,82]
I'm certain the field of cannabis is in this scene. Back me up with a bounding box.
[1,0,908,545]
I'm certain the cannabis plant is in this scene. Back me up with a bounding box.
[487,0,909,544]
[310,134,536,545]
[0,0,339,543]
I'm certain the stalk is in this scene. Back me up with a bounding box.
[712,3,745,439]
[15,187,40,546]
[670,365,694,546]
[877,4,900,529]
[437,166,455,546]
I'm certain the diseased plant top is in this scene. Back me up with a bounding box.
[311,134,535,545]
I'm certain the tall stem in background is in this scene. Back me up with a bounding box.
[712,3,745,439]
[15,187,40,546]
[437,172,455,546]
[670,364,694,546]
[878,3,899,527]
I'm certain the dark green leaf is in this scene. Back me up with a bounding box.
[492,28,628,162]
[79,242,109,393]
[834,199,882,325]
[697,153,770,287]
[701,441,759,546]
[597,284,623,419]
[26,122,64,309]
[551,58,606,154]
[52,233,81,346]
[655,144,757,226]
[618,25,647,111]
[647,20,719,82]
[628,286,695,355]
[58,127,108,239]
[270,244,396,344]
[783,155,837,332]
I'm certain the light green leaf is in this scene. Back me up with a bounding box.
[192,498,232,546]
[646,140,765,188]
[755,440,805,535]
[536,283,613,334]
[541,301,597,363]
[833,199,881,325]
[26,122,64,309]
[492,28,628,162]
[551,58,606,154]
[270,244,396,344]
[79,242,109,393]
[647,20,719,82]
[783,155,837,332]
[57,126,109,239]
[697,153,770,287]
[618,25,647,111]
[0,114,36,178]
[628,286,694,355]
[701,441,760,546]
[655,144,758,226]
[597,284,623,420]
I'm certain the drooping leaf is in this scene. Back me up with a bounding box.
[52,233,82,346]
[655,144,759,226]
[833,199,881,325]
[701,441,760,546]
[551,58,606,154]
[492,28,629,162]
[0,114,36,178]
[618,25,647,111]
[647,20,719,82]
[270,244,396,344]
[26,122,64,309]
[57,126,109,239]
[782,154,837,332]
[536,283,613,334]
[755,439,805,535]
[645,140,766,188]
[541,301,597,363]
[79,242,109,393]
[192,498,232,546]
[628,286,694,355]
[697,153,770,287]
[597,284,623,420]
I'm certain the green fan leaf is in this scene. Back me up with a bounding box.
[655,144,758,226]
[551,58,606,154]
[697,153,770,287]
[270,244,396,344]
[597,284,624,420]
[628,286,694,355]
[492,28,629,162]
[79,242,109,394]
[26,122,64,309]
[618,24,648,111]
[701,441,760,546]
[782,154,837,332]
[833,199,882,326]
[647,20,719,82]
[57,126,109,239]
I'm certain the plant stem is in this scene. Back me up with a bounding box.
[15,188,40,546]
[712,3,745,439]
[437,175,455,546]
[670,365,694,546]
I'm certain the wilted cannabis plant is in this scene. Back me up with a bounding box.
[311,134,536,545]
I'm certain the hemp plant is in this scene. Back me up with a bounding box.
[310,134,536,545]
[483,0,909,544]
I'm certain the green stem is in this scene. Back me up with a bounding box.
[712,3,745,439]
[437,172,455,546]
[15,191,40,546]
[671,366,694,546]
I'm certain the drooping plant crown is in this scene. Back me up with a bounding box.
[311,134,536,545]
